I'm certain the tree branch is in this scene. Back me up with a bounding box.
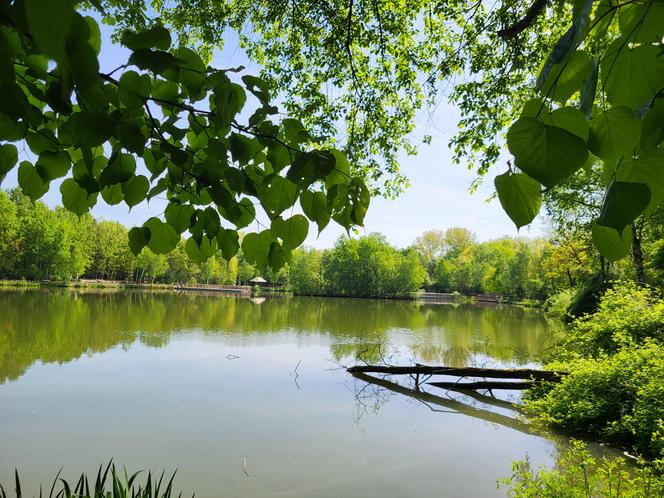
[497,0,548,39]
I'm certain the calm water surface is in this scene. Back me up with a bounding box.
[1,290,567,497]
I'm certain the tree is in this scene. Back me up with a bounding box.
[133,249,168,283]
[96,0,572,195]
[0,190,18,275]
[494,2,664,263]
[290,248,325,295]
[0,0,369,274]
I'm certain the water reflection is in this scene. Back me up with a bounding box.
[0,289,564,384]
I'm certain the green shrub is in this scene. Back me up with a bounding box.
[525,342,664,458]
[559,283,664,358]
[500,440,664,498]
[543,288,576,319]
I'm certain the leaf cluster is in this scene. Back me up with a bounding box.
[0,2,370,270]
[496,0,664,261]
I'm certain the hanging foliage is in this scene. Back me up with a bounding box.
[496,0,664,261]
[0,0,370,271]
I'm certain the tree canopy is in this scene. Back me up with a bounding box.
[0,0,370,272]
[0,0,662,266]
[94,0,572,195]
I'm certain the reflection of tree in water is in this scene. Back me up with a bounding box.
[0,290,565,383]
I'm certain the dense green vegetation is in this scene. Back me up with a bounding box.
[0,0,370,275]
[0,189,241,284]
[524,284,664,460]
[502,440,664,497]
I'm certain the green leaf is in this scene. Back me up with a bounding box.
[25,0,74,61]
[234,198,256,228]
[101,184,124,205]
[618,1,664,43]
[99,154,136,186]
[241,231,275,268]
[259,174,297,215]
[602,39,664,109]
[268,242,289,272]
[35,151,70,181]
[597,181,651,233]
[538,50,593,103]
[641,99,664,150]
[185,236,216,263]
[84,16,101,54]
[266,141,291,172]
[165,202,195,234]
[0,144,18,177]
[507,117,588,187]
[348,177,370,226]
[588,107,641,167]
[287,150,336,186]
[229,134,261,166]
[271,215,309,250]
[242,75,270,105]
[144,217,179,254]
[62,111,115,147]
[494,172,542,229]
[18,161,49,200]
[325,149,351,188]
[118,71,152,108]
[121,26,171,51]
[151,80,180,103]
[116,121,147,154]
[121,175,149,208]
[60,178,96,216]
[0,114,26,141]
[616,150,664,209]
[579,60,599,118]
[129,49,179,74]
[128,226,151,256]
[175,47,206,97]
[216,229,240,260]
[592,222,632,262]
[542,107,589,141]
[300,190,330,233]
[68,24,99,94]
[213,83,246,131]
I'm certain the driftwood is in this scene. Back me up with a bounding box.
[428,380,534,390]
[347,364,565,381]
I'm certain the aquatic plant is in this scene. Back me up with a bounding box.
[0,462,192,498]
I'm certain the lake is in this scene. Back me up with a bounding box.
[1,289,568,497]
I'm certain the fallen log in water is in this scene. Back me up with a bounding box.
[346,364,565,381]
[427,380,534,390]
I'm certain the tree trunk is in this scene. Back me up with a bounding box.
[632,223,647,286]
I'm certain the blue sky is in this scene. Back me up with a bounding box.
[2,21,548,249]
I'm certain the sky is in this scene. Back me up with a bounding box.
[2,20,548,249]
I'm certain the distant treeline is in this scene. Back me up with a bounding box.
[0,189,591,300]
[291,229,583,301]
[0,189,243,285]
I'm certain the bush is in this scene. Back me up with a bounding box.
[543,288,576,319]
[559,283,664,358]
[524,342,664,458]
[500,440,664,498]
